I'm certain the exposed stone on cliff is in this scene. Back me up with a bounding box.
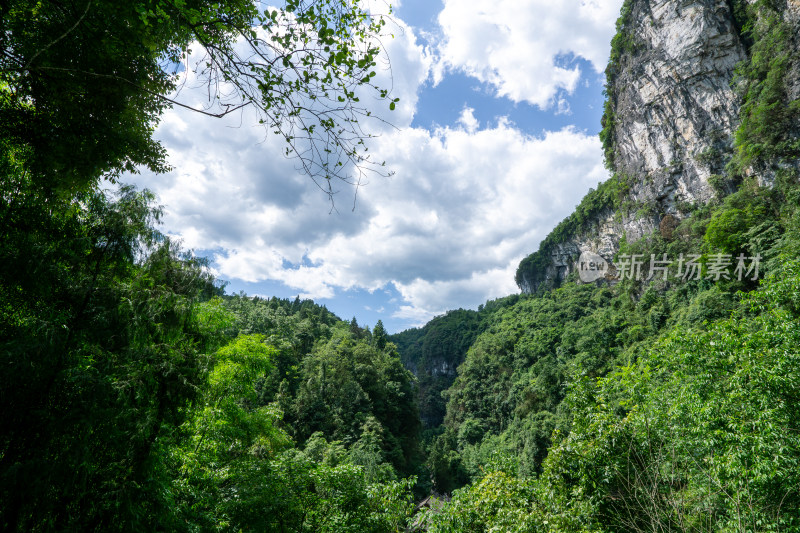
[516,0,800,294]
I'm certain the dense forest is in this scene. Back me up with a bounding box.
[3,0,800,531]
[0,0,422,530]
[398,0,800,530]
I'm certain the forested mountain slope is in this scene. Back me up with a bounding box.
[0,187,425,529]
[402,0,800,530]
[389,298,521,429]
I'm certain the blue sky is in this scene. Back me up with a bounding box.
[130,0,624,333]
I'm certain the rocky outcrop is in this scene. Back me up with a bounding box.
[613,0,745,203]
[517,0,800,294]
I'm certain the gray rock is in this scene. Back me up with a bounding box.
[518,0,799,294]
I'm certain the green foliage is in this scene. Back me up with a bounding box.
[169,331,419,532]
[173,335,291,529]
[731,2,800,172]
[425,243,800,531]
[290,326,422,475]
[0,181,221,530]
[0,0,175,191]
[422,470,545,532]
[426,428,471,495]
[0,0,396,196]
[390,307,495,429]
[428,284,632,490]
[728,0,755,48]
[707,173,729,195]
[372,319,388,350]
[254,445,415,533]
[704,182,772,253]
[540,261,800,530]
[218,292,341,405]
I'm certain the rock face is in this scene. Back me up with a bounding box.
[613,0,745,204]
[517,0,800,294]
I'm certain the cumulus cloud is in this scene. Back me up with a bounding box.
[135,117,607,324]
[434,0,624,108]
[130,10,612,327]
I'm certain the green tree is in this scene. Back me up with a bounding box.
[350,316,363,338]
[291,326,422,475]
[540,261,800,531]
[373,319,388,350]
[0,183,221,530]
[173,334,292,529]
[174,334,417,531]
[1,0,396,196]
[423,470,544,533]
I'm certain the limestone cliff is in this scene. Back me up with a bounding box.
[516,0,800,293]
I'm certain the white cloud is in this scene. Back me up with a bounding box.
[434,0,624,107]
[135,118,607,325]
[129,11,611,328]
[457,106,480,133]
[555,97,572,116]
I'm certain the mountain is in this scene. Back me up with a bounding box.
[515,0,800,294]
[389,297,521,429]
[408,0,800,529]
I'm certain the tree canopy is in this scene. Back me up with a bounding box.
[0,0,396,197]
[0,1,417,530]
